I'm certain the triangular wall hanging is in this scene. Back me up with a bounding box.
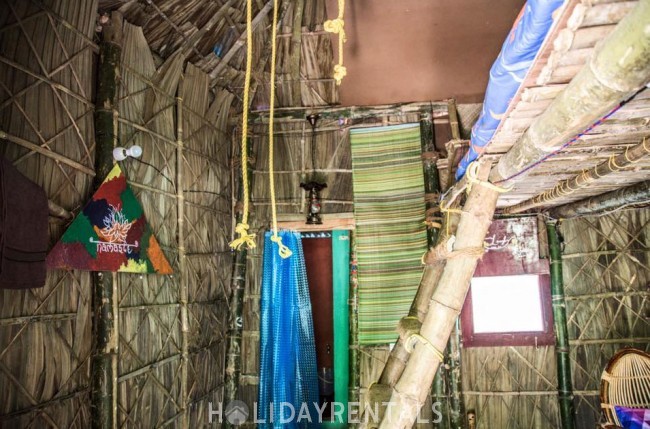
[47,164,173,274]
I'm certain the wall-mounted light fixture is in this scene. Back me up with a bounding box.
[300,114,327,224]
[113,145,143,161]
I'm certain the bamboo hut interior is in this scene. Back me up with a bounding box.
[1,0,649,428]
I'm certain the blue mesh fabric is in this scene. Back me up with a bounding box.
[258,231,320,428]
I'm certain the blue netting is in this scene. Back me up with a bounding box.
[258,231,320,428]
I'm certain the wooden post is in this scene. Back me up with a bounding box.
[92,11,122,429]
[380,160,499,428]
[222,138,252,428]
[546,221,576,429]
[549,180,650,219]
[176,77,189,428]
[492,0,650,183]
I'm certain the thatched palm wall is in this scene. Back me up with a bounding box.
[462,208,650,429]
[0,2,232,427]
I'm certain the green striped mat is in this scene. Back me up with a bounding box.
[350,123,428,345]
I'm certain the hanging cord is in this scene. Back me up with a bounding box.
[268,0,292,259]
[229,0,256,251]
[324,0,347,85]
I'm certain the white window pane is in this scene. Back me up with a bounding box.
[471,275,544,334]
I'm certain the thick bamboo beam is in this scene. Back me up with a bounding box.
[380,160,499,428]
[222,138,253,428]
[92,11,122,429]
[546,221,576,429]
[491,0,650,183]
[549,180,650,219]
[504,138,650,214]
[420,112,453,429]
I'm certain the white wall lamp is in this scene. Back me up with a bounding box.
[113,145,143,161]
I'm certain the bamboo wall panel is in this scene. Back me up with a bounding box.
[462,346,560,428]
[116,23,233,428]
[0,1,97,427]
[561,208,650,428]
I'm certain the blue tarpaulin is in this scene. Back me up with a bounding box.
[456,0,565,179]
[258,231,320,428]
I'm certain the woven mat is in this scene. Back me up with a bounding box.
[350,123,427,345]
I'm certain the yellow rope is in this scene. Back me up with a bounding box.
[405,333,445,362]
[324,0,347,85]
[268,0,292,259]
[229,0,256,251]
[465,161,513,194]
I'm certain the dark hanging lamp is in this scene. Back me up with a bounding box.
[300,114,327,224]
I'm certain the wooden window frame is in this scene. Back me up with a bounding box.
[460,274,555,348]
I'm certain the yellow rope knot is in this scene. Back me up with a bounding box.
[270,234,293,259]
[465,161,513,194]
[333,64,347,85]
[324,18,345,35]
[230,222,256,250]
[326,0,347,85]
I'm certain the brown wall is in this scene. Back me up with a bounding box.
[326,0,525,105]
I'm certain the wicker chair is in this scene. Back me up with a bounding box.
[600,348,650,427]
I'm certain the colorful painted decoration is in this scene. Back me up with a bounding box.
[47,164,173,274]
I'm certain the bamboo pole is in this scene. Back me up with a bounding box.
[448,319,465,428]
[92,11,122,429]
[491,0,650,183]
[379,160,499,428]
[419,111,452,428]
[549,180,650,219]
[248,101,450,122]
[222,138,252,428]
[546,221,576,429]
[289,0,305,106]
[176,77,190,428]
[503,138,650,214]
[349,231,360,429]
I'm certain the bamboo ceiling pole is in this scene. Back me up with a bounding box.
[547,221,577,429]
[491,0,650,183]
[379,160,499,428]
[92,11,122,429]
[503,137,650,214]
[549,180,650,219]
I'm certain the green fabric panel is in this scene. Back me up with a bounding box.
[350,123,428,344]
[332,230,350,425]
[61,212,98,258]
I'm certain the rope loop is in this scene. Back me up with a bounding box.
[270,234,293,259]
[325,0,346,85]
[230,222,256,250]
[404,333,445,362]
[324,18,345,35]
[466,161,513,194]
